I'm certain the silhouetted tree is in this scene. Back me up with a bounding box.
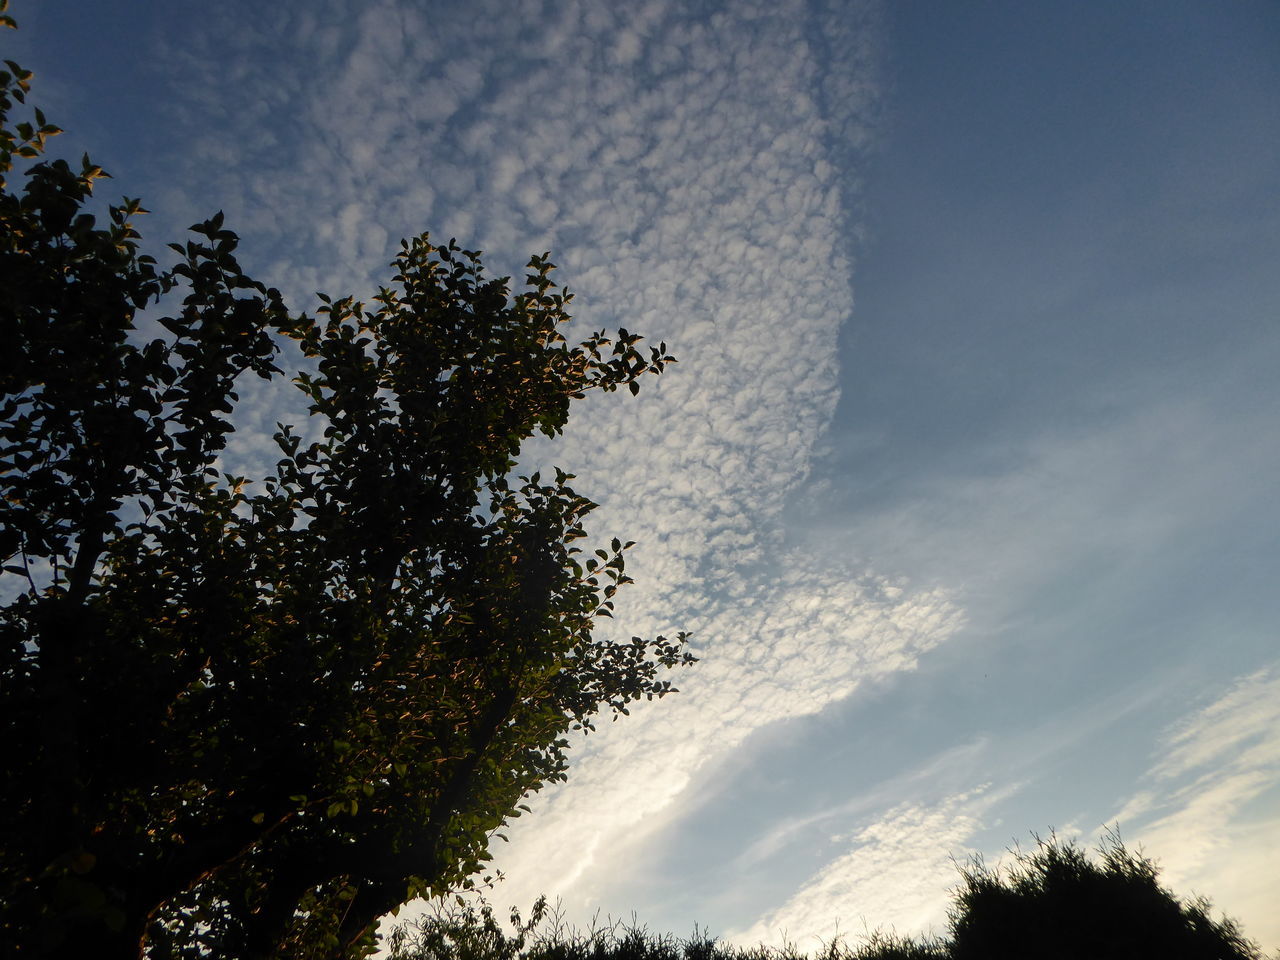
[948,833,1261,960]
[0,16,689,958]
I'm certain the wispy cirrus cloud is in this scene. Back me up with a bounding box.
[726,664,1280,951]
[1103,666,1280,948]
[729,786,1002,948]
[494,565,961,911]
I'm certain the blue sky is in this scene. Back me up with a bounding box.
[12,0,1279,950]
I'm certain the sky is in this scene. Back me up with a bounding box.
[11,0,1280,951]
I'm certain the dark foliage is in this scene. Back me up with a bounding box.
[0,15,691,958]
[388,836,1263,960]
[386,897,946,960]
[948,833,1262,960]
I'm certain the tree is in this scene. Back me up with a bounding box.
[0,20,691,959]
[947,833,1263,960]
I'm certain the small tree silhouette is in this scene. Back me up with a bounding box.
[947,833,1262,960]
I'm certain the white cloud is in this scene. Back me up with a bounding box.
[1152,667,1280,783]
[729,787,998,948]
[730,739,992,876]
[491,565,961,912]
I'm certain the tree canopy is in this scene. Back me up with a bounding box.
[0,19,691,958]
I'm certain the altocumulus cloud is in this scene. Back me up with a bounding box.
[144,0,962,929]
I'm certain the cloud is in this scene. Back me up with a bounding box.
[492,564,961,911]
[811,357,1280,642]
[730,738,992,876]
[1151,667,1280,784]
[729,787,999,948]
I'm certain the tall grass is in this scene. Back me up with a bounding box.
[387,834,1267,960]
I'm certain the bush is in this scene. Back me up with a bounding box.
[948,833,1262,960]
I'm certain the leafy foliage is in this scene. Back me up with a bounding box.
[0,20,691,959]
[387,835,1264,960]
